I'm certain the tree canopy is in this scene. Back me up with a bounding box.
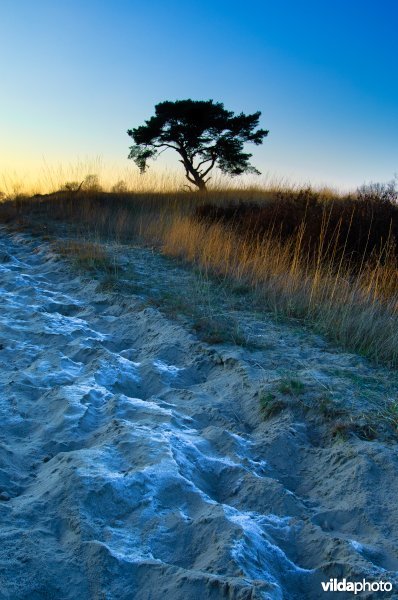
[127,99,269,191]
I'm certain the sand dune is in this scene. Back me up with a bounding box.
[0,229,397,599]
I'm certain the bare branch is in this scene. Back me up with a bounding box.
[183,166,196,185]
[195,157,213,171]
[195,144,218,171]
[201,157,217,177]
[157,147,169,156]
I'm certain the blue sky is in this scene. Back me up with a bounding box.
[1,0,397,189]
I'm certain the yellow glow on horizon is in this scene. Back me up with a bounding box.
[0,153,342,197]
[0,156,192,196]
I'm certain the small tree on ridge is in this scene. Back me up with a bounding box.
[127,99,269,191]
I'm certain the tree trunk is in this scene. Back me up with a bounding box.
[178,148,208,192]
[194,177,207,191]
[189,167,207,191]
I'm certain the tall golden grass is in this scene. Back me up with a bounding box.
[0,172,397,367]
[0,159,299,198]
[0,159,186,197]
[163,215,398,365]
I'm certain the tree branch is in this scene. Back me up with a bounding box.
[178,148,200,181]
[157,147,169,156]
[186,174,196,184]
[201,156,217,177]
[151,142,179,150]
[179,161,196,185]
[195,157,213,171]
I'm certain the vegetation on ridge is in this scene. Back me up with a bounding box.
[0,173,397,367]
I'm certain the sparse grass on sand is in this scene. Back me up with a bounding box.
[1,172,398,368]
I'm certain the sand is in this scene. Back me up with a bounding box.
[0,228,398,599]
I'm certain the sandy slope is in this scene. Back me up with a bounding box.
[0,228,398,599]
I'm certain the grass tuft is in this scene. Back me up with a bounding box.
[277,378,305,396]
[259,393,286,418]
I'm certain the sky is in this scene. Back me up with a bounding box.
[1,0,397,190]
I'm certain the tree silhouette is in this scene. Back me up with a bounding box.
[127,99,269,191]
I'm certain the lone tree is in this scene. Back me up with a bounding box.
[127,99,269,191]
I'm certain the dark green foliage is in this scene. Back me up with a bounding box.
[127,99,268,190]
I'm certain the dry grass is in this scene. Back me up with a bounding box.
[0,159,297,199]
[55,240,117,274]
[0,172,397,367]
[162,214,398,365]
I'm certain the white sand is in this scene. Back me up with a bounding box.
[0,229,398,599]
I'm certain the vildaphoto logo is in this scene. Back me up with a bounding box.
[321,578,393,594]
